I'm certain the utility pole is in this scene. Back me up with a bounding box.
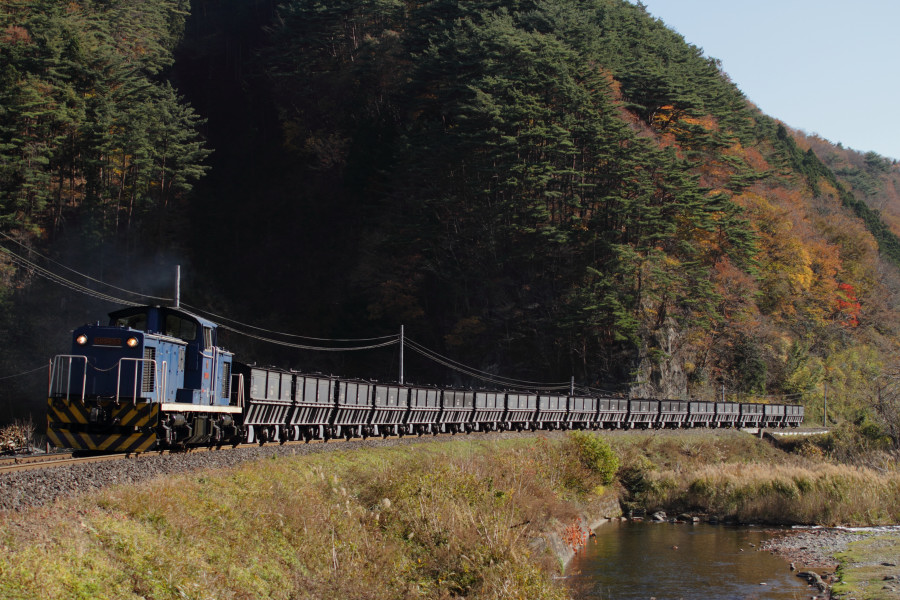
[399,325,404,385]
[823,381,827,427]
[570,375,575,397]
[175,265,181,308]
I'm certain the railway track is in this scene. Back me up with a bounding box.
[0,451,121,474]
[0,423,783,476]
[0,438,331,475]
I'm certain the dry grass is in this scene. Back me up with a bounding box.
[0,418,34,453]
[609,430,900,526]
[0,435,615,600]
[3,430,894,598]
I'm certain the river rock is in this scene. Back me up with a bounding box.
[651,511,667,522]
[797,571,827,592]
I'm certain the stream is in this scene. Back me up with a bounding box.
[566,520,814,599]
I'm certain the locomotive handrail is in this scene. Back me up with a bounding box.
[232,373,245,409]
[116,358,165,405]
[48,355,88,402]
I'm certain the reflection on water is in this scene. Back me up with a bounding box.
[567,520,811,600]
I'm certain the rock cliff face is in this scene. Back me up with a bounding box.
[630,318,689,399]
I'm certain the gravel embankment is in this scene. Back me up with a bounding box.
[0,430,564,512]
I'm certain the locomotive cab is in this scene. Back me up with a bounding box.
[107,306,232,406]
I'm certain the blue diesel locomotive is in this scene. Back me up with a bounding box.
[46,305,804,452]
[47,305,238,452]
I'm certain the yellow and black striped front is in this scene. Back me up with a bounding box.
[45,428,158,453]
[47,398,160,452]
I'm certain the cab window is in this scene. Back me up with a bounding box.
[164,315,197,341]
[115,313,147,331]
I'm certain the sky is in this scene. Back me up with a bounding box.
[634,0,900,161]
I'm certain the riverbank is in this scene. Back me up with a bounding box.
[606,429,900,527]
[1,429,897,598]
[761,527,900,599]
[0,433,620,599]
[603,429,900,600]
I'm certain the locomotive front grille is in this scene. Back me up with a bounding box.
[142,347,156,393]
[220,362,231,399]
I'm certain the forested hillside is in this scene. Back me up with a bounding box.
[2,0,900,450]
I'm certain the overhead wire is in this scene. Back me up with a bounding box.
[218,324,400,352]
[0,231,172,302]
[182,302,398,343]
[404,338,570,391]
[0,363,49,381]
[0,245,142,306]
[405,338,570,387]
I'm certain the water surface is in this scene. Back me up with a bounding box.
[567,520,811,599]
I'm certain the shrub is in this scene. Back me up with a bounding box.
[567,431,619,485]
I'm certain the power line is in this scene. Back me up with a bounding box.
[405,338,570,387]
[0,364,48,381]
[183,302,398,343]
[0,242,399,346]
[0,231,172,302]
[219,324,400,352]
[404,338,569,391]
[0,246,142,306]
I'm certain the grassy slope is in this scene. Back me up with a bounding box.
[1,431,899,599]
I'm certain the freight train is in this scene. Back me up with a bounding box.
[46,305,804,452]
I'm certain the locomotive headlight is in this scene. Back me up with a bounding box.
[125,336,139,348]
[76,334,88,346]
